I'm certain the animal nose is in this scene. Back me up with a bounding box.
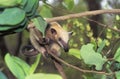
[59,39,69,52]
[64,46,69,52]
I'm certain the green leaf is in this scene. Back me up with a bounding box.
[112,62,120,71]
[12,56,30,76]
[14,18,28,32]
[62,0,74,10]
[32,17,47,36]
[0,22,27,33]
[13,23,27,32]
[20,0,27,8]
[69,48,81,59]
[80,43,107,70]
[40,5,53,18]
[115,71,120,79]
[0,25,12,31]
[27,0,39,17]
[0,18,28,32]
[29,54,41,74]
[114,47,120,62]
[24,0,38,14]
[0,0,22,8]
[0,71,8,79]
[5,53,29,79]
[116,15,120,20]
[97,39,106,53]
[25,73,62,79]
[0,7,25,25]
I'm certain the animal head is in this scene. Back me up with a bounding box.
[46,22,72,52]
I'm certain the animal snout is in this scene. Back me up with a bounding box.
[64,45,69,52]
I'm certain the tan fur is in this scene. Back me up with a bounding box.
[45,22,69,49]
[50,43,61,56]
[45,22,70,56]
[30,22,71,57]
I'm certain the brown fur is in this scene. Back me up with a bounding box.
[45,22,70,53]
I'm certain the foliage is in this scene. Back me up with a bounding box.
[0,0,21,7]
[80,43,107,70]
[115,71,120,79]
[32,17,47,36]
[114,47,120,62]
[5,53,30,79]
[66,14,120,79]
[0,71,8,79]
[25,73,62,79]
[39,4,53,18]
[4,53,62,79]
[69,48,81,59]
[0,0,47,36]
[69,42,120,79]
[62,0,75,10]
[1,0,120,79]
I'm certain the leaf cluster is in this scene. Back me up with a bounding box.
[0,0,47,36]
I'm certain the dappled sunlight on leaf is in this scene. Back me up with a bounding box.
[80,44,107,70]
[25,73,62,79]
[69,48,81,59]
[114,47,120,62]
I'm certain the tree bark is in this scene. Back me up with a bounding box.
[85,0,102,38]
[0,37,8,57]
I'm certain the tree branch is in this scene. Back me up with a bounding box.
[53,60,67,79]
[28,26,67,79]
[83,17,120,33]
[49,52,114,76]
[46,9,120,22]
[28,24,115,76]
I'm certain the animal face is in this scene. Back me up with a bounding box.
[47,22,72,52]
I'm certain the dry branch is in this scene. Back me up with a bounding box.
[27,9,120,77]
[28,24,115,76]
[84,17,120,33]
[46,9,120,22]
[49,52,114,76]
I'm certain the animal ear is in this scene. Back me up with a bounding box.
[51,28,57,35]
[68,32,73,36]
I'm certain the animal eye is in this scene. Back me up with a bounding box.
[51,28,57,35]
[58,38,62,41]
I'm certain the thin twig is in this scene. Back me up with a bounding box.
[28,25,67,79]
[46,9,120,22]
[53,59,67,79]
[28,23,115,76]
[49,52,114,76]
[45,9,120,33]
[83,17,120,33]
[45,45,67,79]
